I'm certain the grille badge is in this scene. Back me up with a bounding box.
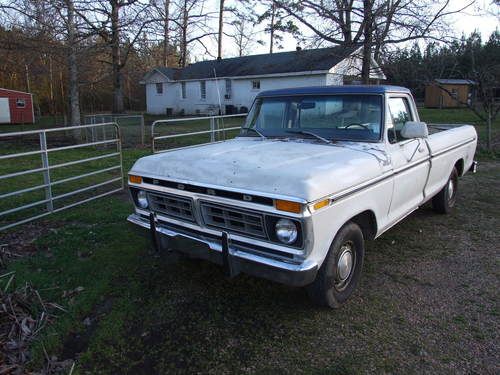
[243,194,252,202]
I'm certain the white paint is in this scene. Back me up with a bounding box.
[0,98,10,123]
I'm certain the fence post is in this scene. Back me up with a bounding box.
[210,117,215,143]
[39,131,53,212]
[140,115,145,147]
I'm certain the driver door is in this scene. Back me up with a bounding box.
[387,95,430,222]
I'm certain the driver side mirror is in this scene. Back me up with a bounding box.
[401,121,428,139]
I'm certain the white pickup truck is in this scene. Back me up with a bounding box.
[127,85,477,308]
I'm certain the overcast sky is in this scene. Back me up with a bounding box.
[198,0,499,60]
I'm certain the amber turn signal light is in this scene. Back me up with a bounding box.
[129,175,142,184]
[275,199,302,214]
[313,199,329,210]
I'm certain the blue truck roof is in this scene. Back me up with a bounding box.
[257,85,411,97]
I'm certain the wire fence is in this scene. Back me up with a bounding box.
[84,114,145,148]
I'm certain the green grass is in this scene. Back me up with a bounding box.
[0,108,499,373]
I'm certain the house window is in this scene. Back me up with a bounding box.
[155,83,163,95]
[225,79,232,99]
[16,98,26,108]
[200,81,206,99]
[252,80,260,90]
[181,82,186,99]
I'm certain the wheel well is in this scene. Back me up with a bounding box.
[350,210,377,241]
[455,159,464,176]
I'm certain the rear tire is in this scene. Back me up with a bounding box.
[307,222,365,308]
[432,167,458,214]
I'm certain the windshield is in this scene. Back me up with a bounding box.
[240,94,383,142]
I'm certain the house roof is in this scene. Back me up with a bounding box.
[258,85,410,97]
[0,88,32,95]
[434,79,477,85]
[149,45,362,81]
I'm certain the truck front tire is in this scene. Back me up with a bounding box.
[432,167,458,214]
[307,222,365,308]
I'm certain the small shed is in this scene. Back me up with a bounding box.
[0,88,35,124]
[424,79,476,108]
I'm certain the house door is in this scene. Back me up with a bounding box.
[0,98,10,123]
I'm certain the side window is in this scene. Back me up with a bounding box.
[181,82,186,99]
[155,83,163,95]
[388,97,413,143]
[200,81,206,99]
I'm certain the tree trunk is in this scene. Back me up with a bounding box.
[269,1,275,54]
[163,0,170,67]
[217,0,224,59]
[179,0,188,67]
[66,0,81,126]
[25,64,30,92]
[361,0,373,84]
[111,0,124,113]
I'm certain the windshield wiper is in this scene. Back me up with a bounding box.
[285,130,331,144]
[242,127,266,139]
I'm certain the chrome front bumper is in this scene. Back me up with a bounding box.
[128,213,318,287]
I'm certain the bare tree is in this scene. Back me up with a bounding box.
[63,0,81,125]
[76,0,155,113]
[224,1,263,56]
[1,0,84,124]
[171,0,217,67]
[274,0,473,83]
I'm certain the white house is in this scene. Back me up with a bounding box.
[141,45,385,116]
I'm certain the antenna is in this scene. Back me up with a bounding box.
[213,68,225,140]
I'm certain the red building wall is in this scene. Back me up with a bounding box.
[0,88,34,124]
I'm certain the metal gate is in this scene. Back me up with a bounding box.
[0,123,123,231]
[151,113,246,153]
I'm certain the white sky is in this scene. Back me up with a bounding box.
[193,0,499,60]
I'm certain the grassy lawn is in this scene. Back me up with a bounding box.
[0,108,499,373]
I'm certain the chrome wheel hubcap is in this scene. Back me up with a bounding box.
[448,179,455,200]
[337,243,354,284]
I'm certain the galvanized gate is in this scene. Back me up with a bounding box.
[0,123,123,231]
[151,113,246,153]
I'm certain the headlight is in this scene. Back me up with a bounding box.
[137,190,148,209]
[275,218,298,244]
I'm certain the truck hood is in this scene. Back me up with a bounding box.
[130,138,387,202]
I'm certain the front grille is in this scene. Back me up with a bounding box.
[148,192,195,222]
[200,202,267,238]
